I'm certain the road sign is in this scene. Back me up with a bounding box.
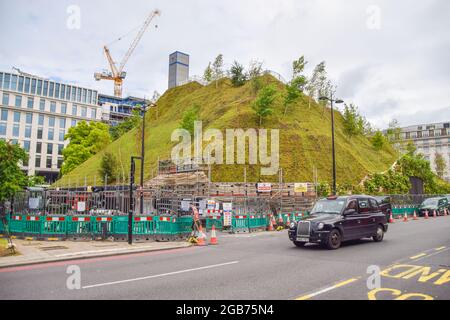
[257,183,272,193]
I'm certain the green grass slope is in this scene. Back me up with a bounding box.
[57,75,398,186]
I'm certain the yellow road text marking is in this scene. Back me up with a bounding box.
[435,246,446,251]
[410,253,427,260]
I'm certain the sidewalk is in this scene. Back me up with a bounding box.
[0,239,192,268]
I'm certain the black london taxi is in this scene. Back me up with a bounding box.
[288,195,388,250]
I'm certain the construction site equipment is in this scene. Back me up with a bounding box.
[94,9,160,97]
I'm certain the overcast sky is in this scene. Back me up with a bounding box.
[0,0,449,129]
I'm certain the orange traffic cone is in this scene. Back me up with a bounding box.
[424,210,429,220]
[196,224,207,246]
[413,211,418,221]
[433,210,437,218]
[278,214,284,226]
[209,225,218,245]
[267,216,275,231]
[389,212,395,223]
[286,215,291,227]
[403,212,408,222]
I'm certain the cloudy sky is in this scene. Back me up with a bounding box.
[0,0,449,128]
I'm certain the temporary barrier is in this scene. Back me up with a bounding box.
[93,216,113,240]
[176,215,194,239]
[66,216,95,240]
[41,216,67,239]
[155,215,178,242]
[248,215,266,232]
[206,215,223,231]
[8,215,24,235]
[23,216,42,238]
[133,216,156,242]
[392,207,419,218]
[231,215,249,234]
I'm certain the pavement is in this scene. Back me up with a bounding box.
[0,215,449,300]
[0,239,191,268]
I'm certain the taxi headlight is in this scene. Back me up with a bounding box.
[290,222,296,229]
[317,223,324,230]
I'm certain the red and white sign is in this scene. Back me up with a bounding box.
[135,217,153,222]
[96,217,112,222]
[257,183,272,193]
[26,216,40,221]
[72,217,90,222]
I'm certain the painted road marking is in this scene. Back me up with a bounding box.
[435,247,446,251]
[82,261,240,289]
[410,253,427,260]
[295,278,360,300]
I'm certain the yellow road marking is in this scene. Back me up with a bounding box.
[295,278,359,300]
[410,253,427,260]
[435,246,446,251]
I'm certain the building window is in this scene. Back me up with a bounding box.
[0,72,3,88]
[60,84,66,100]
[71,119,77,127]
[3,74,11,89]
[71,87,76,101]
[11,75,18,91]
[1,108,7,121]
[46,156,52,169]
[39,99,45,111]
[38,114,44,126]
[90,108,97,119]
[43,81,49,97]
[27,97,34,109]
[2,93,9,106]
[26,113,33,124]
[24,140,31,152]
[61,103,67,114]
[50,101,56,113]
[31,79,37,94]
[15,95,22,107]
[13,124,20,137]
[37,80,42,95]
[13,111,21,122]
[48,116,55,127]
[77,87,82,102]
[48,128,54,140]
[81,107,87,117]
[72,105,77,116]
[59,130,65,142]
[47,143,53,155]
[18,76,24,92]
[59,118,66,128]
[36,142,42,154]
[0,123,6,136]
[55,83,60,98]
[24,77,31,93]
[35,155,41,168]
[25,125,32,138]
[58,144,64,156]
[57,158,64,169]
[49,82,54,97]
[37,127,43,140]
[88,90,92,104]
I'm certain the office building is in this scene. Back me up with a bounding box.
[98,94,149,125]
[0,70,101,182]
[168,51,189,89]
[390,122,450,182]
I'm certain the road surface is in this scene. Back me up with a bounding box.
[1,216,449,300]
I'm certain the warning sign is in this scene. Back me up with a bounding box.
[294,183,308,193]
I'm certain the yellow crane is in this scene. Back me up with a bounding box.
[94,9,161,97]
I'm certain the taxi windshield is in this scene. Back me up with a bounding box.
[422,198,438,206]
[311,199,346,215]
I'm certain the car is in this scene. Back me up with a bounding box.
[288,195,388,250]
[418,197,449,216]
[373,196,392,221]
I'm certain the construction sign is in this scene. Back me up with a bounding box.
[294,183,308,193]
[257,183,272,193]
[223,202,233,227]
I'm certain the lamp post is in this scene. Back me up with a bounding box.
[319,94,344,196]
[138,102,149,215]
[129,155,142,245]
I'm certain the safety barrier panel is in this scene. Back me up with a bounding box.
[392,207,419,217]
[206,215,223,231]
[231,215,249,234]
[155,215,178,242]
[176,216,194,239]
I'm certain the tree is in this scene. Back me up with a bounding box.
[212,54,224,88]
[0,140,28,201]
[342,104,367,138]
[247,59,264,95]
[252,85,277,126]
[61,121,111,175]
[203,62,213,82]
[110,109,142,140]
[230,61,247,87]
[371,130,386,150]
[99,152,118,184]
[151,91,161,104]
[434,152,447,179]
[180,104,200,135]
[27,175,46,187]
[283,56,308,115]
[386,119,401,141]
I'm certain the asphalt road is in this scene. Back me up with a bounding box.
[0,216,449,300]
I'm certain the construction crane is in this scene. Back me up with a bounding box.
[94,9,161,97]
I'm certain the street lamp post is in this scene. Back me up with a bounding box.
[129,156,142,245]
[319,94,344,196]
[139,103,149,216]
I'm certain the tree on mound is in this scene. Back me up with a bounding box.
[252,85,277,126]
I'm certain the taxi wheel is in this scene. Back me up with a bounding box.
[293,241,306,247]
[326,229,341,250]
[373,225,384,242]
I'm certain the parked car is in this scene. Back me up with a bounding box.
[288,195,388,250]
[419,197,449,216]
[373,196,392,221]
